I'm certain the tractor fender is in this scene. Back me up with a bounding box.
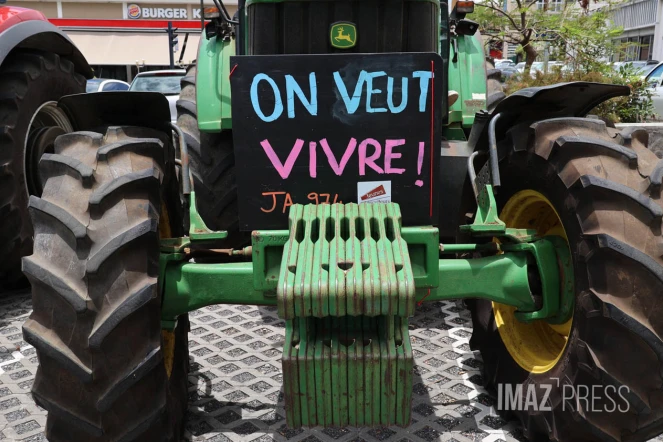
[468,82,630,151]
[0,7,92,78]
[439,82,629,240]
[58,92,173,133]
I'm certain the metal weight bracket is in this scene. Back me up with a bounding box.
[169,122,227,242]
[462,113,539,242]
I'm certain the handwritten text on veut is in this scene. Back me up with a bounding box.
[250,70,433,185]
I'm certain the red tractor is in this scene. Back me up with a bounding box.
[0,6,92,290]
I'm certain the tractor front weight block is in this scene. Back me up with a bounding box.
[159,202,571,427]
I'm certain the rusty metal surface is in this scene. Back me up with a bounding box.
[277,204,416,319]
[282,317,413,428]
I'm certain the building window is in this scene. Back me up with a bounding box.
[614,35,654,62]
[537,0,564,11]
[640,35,652,61]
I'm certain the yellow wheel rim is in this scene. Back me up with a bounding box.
[160,204,176,378]
[493,190,573,374]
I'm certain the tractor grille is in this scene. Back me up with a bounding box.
[247,0,439,55]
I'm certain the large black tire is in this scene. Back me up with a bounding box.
[0,49,86,290]
[468,119,663,441]
[177,63,248,247]
[22,127,188,441]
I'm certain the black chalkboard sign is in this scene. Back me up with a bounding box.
[229,52,443,231]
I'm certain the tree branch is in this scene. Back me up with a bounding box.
[476,3,522,30]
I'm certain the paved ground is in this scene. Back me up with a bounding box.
[0,289,657,442]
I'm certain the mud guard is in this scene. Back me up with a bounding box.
[468,82,630,151]
[0,19,92,78]
[58,92,172,133]
[439,82,630,240]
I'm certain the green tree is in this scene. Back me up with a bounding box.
[474,0,624,71]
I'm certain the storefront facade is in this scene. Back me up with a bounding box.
[12,0,238,81]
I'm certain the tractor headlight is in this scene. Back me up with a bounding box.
[203,6,221,19]
[455,0,475,13]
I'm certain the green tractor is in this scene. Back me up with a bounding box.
[21,0,663,440]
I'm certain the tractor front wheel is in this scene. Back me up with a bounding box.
[22,126,188,441]
[469,118,663,441]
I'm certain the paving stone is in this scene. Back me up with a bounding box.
[450,383,473,395]
[258,410,284,425]
[423,357,444,367]
[242,400,268,411]
[234,334,253,342]
[9,370,31,380]
[474,393,495,407]
[1,362,22,372]
[413,403,436,417]
[455,404,482,418]
[187,419,215,436]
[412,383,431,395]
[192,347,214,357]
[217,410,242,425]
[413,426,440,442]
[232,372,257,383]
[201,399,224,414]
[0,289,537,442]
[442,350,462,360]
[321,427,350,439]
[224,390,249,402]
[435,414,461,430]
[4,407,29,422]
[0,397,20,410]
[14,419,40,435]
[249,381,273,393]
[18,433,47,441]
[468,374,484,386]
[367,427,396,441]
[275,425,304,439]
[480,415,507,429]
[461,428,489,442]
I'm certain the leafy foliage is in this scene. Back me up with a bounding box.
[474,0,628,70]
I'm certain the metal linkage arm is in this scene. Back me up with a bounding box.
[416,252,536,311]
[161,262,277,329]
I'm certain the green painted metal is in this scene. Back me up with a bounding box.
[504,236,575,324]
[282,316,412,428]
[442,123,467,141]
[161,261,277,328]
[159,236,568,324]
[421,252,537,311]
[250,226,438,292]
[251,229,289,292]
[400,226,439,289]
[446,33,488,129]
[159,199,572,426]
[460,185,538,242]
[189,191,228,241]
[196,31,234,132]
[277,203,416,319]
[440,243,499,253]
[461,184,505,234]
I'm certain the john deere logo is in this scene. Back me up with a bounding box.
[330,22,357,49]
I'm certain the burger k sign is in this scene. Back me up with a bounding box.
[127,4,202,19]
